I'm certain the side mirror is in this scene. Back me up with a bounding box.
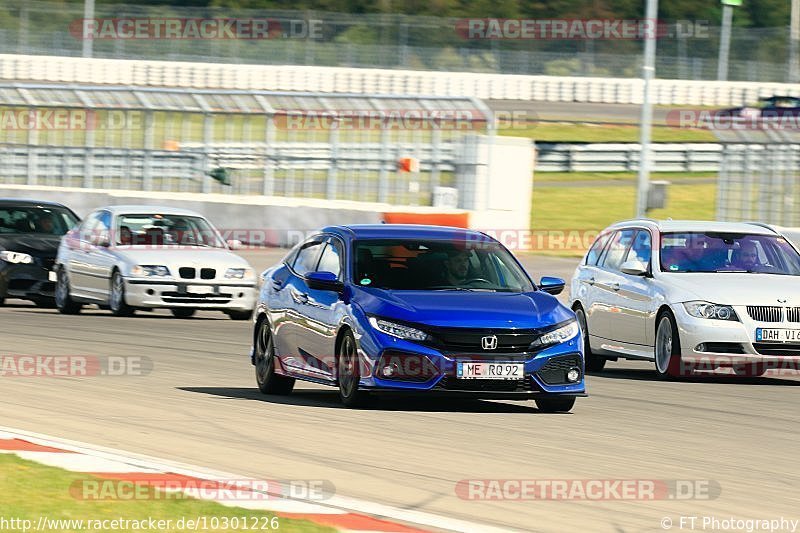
[539,276,565,295]
[306,271,343,292]
[227,239,243,250]
[620,260,649,276]
[90,231,110,247]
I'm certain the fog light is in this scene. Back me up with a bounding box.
[146,289,155,295]
[382,364,400,377]
[566,367,581,383]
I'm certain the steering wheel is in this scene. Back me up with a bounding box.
[464,277,493,285]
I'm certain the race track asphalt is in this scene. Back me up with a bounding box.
[1,250,798,532]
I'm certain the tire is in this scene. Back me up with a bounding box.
[55,268,82,315]
[337,330,369,408]
[654,311,683,378]
[574,305,606,373]
[227,309,253,321]
[109,270,134,317]
[171,308,196,318]
[535,396,576,413]
[733,362,766,377]
[253,319,295,395]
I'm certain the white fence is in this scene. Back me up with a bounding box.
[535,143,723,172]
[2,54,800,106]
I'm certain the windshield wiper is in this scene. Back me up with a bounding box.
[429,286,498,292]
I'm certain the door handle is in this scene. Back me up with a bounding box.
[290,288,308,304]
[271,279,284,290]
[610,282,620,291]
[587,277,595,286]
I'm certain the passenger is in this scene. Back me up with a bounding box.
[119,226,132,245]
[733,241,762,271]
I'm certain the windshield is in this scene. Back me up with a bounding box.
[353,239,534,291]
[660,232,800,275]
[0,205,79,236]
[117,214,225,248]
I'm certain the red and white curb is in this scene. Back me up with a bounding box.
[0,427,513,533]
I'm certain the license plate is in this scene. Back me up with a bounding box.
[187,285,214,295]
[755,328,800,342]
[48,271,57,282]
[456,362,523,380]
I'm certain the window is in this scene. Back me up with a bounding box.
[80,212,103,242]
[585,233,611,265]
[625,230,652,265]
[292,240,324,277]
[316,239,343,279]
[0,205,78,236]
[599,229,636,271]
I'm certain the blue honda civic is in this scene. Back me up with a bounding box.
[250,225,585,412]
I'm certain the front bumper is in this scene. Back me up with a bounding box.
[674,304,800,369]
[0,262,56,301]
[124,278,257,310]
[355,329,586,396]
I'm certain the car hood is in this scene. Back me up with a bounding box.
[662,273,800,306]
[353,288,573,329]
[113,247,251,270]
[0,234,61,258]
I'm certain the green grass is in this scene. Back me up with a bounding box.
[500,122,716,142]
[530,182,717,256]
[534,171,717,184]
[0,455,332,533]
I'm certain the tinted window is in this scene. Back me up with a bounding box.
[353,238,533,292]
[0,205,78,235]
[292,240,324,277]
[317,239,343,279]
[625,230,652,265]
[599,229,636,271]
[585,233,611,265]
[660,232,800,275]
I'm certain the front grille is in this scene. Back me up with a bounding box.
[536,355,582,385]
[752,343,800,356]
[787,307,800,322]
[746,306,783,322]
[424,327,542,354]
[35,257,55,270]
[179,267,196,279]
[436,377,530,392]
[200,268,216,280]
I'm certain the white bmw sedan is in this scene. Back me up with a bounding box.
[570,220,800,378]
[55,205,256,319]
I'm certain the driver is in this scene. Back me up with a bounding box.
[443,249,470,285]
[35,214,56,234]
[734,241,761,270]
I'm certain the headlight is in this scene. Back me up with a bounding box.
[130,265,171,277]
[533,320,580,348]
[368,317,429,341]
[0,251,33,264]
[225,267,254,279]
[683,301,739,321]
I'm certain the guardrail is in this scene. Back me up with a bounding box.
[535,142,723,172]
[2,54,799,106]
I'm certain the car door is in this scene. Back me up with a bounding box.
[612,229,656,346]
[279,236,326,375]
[591,228,636,342]
[574,231,613,343]
[67,212,102,298]
[83,210,117,299]
[295,236,345,379]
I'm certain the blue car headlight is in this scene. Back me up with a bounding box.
[368,317,429,341]
[532,320,579,348]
